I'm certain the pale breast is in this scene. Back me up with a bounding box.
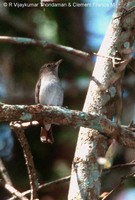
[39,75,64,106]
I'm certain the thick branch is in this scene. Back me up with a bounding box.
[0,103,135,148]
[68,0,135,199]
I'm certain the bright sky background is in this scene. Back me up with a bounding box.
[84,0,118,50]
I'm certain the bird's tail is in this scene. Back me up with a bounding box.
[40,126,54,144]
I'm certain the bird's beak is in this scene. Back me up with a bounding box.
[55,59,63,67]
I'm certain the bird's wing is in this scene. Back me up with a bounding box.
[35,78,41,104]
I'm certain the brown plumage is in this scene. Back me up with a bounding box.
[35,59,64,143]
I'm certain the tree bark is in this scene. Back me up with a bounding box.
[68,0,135,199]
[0,104,135,148]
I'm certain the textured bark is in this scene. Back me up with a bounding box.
[68,0,135,199]
[13,126,38,200]
[0,104,135,148]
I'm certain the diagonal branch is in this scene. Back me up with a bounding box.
[0,36,125,62]
[68,0,135,199]
[101,171,135,200]
[11,124,39,200]
[8,175,70,200]
[0,158,12,186]
[0,36,90,59]
[0,158,29,200]
[0,181,29,200]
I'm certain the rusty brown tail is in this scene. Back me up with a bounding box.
[40,127,54,144]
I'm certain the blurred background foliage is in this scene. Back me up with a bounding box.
[0,0,135,199]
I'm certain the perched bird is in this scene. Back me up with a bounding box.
[35,59,64,143]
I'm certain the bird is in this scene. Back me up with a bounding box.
[35,59,64,143]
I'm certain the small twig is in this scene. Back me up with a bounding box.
[23,175,70,197]
[11,123,39,200]
[0,158,29,200]
[114,6,135,20]
[0,180,28,200]
[6,183,29,200]
[0,158,12,185]
[108,161,135,171]
[101,171,135,200]
[7,160,135,200]
[8,175,70,200]
[7,161,135,200]
[38,175,70,190]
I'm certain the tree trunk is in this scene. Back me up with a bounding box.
[68,0,135,199]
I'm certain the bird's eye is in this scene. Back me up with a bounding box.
[47,64,51,68]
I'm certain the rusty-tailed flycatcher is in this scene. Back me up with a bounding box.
[35,59,64,143]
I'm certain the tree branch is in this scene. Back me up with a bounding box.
[0,36,124,62]
[68,0,135,199]
[0,181,28,200]
[101,171,135,200]
[0,158,12,186]
[0,103,133,148]
[0,36,91,59]
[11,124,39,200]
[0,158,28,200]
[8,175,70,200]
